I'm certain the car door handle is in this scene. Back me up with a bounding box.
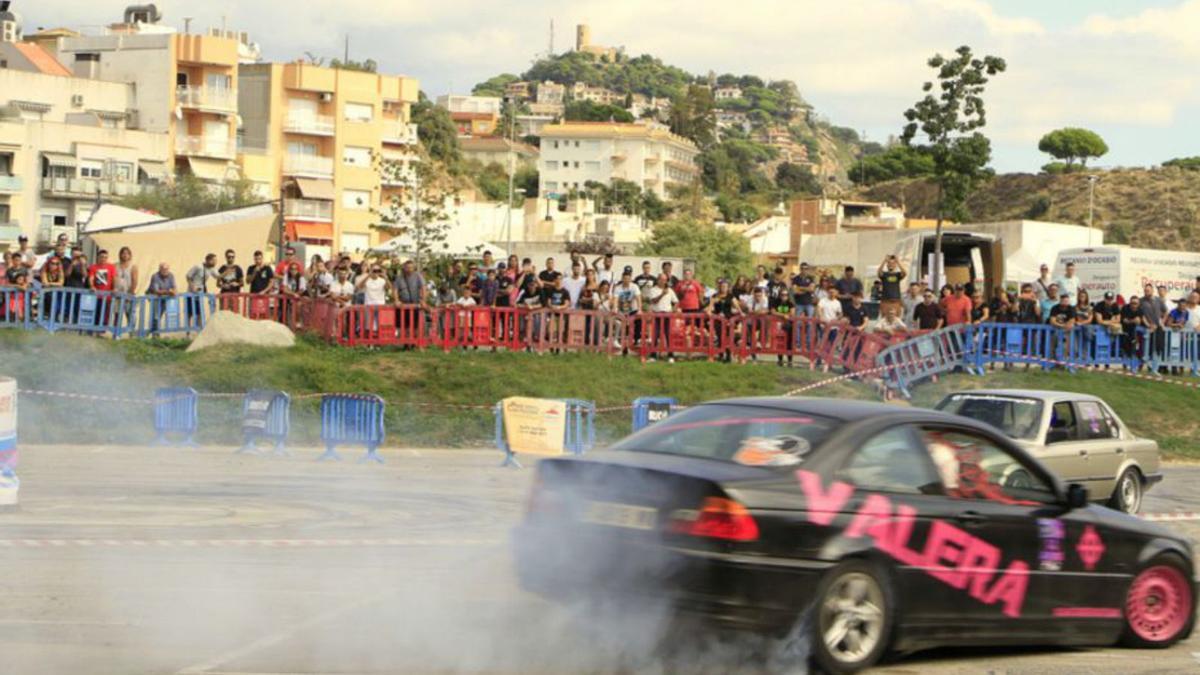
[1115,447,1125,454]
[956,511,985,526]
[1078,449,1088,456]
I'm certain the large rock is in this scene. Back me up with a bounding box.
[187,310,295,352]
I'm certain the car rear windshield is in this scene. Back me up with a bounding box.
[607,404,836,466]
[935,394,1044,441]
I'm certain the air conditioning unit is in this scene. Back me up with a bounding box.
[71,94,84,107]
[319,92,333,103]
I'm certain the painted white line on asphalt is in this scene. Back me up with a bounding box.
[175,592,394,675]
[1142,512,1200,523]
[0,538,502,548]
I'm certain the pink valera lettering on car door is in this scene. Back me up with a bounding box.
[796,469,1029,618]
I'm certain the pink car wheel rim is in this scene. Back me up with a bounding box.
[1126,565,1192,642]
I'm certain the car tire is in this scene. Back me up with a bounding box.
[776,559,894,675]
[1120,555,1195,648]
[1109,468,1143,514]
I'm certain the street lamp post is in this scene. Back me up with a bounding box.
[505,187,525,256]
[1086,174,1098,246]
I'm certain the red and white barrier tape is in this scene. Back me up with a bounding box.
[0,537,501,548]
[986,350,1200,390]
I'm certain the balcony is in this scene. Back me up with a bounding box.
[41,177,152,199]
[176,85,237,113]
[0,220,19,243]
[284,113,336,137]
[283,198,333,222]
[283,154,334,178]
[0,175,21,194]
[175,135,236,159]
[382,122,419,145]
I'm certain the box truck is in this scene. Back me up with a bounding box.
[1055,246,1200,300]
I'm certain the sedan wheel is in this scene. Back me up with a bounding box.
[1109,468,1142,514]
[808,560,893,674]
[1121,558,1195,648]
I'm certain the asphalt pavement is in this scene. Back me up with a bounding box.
[1,445,1198,674]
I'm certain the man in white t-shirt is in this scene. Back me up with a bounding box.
[817,287,844,323]
[328,268,356,305]
[562,263,587,307]
[648,274,678,313]
[1186,291,1200,331]
[1054,262,1080,307]
[356,265,390,306]
[593,253,615,286]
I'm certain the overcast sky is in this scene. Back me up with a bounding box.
[15,0,1200,172]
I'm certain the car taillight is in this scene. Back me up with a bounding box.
[668,497,759,542]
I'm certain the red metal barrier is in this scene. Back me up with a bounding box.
[216,293,284,323]
[630,313,726,362]
[530,309,621,355]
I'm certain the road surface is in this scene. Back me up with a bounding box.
[1,445,1198,674]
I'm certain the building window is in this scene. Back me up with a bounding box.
[552,141,559,149]
[544,161,558,170]
[112,163,133,182]
[79,160,104,179]
[74,53,100,62]
[584,161,600,170]
[574,161,580,168]
[344,102,374,123]
[342,189,371,210]
[343,146,372,167]
[574,141,580,147]
[287,141,318,157]
[544,182,557,192]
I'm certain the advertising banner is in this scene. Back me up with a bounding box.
[501,397,567,456]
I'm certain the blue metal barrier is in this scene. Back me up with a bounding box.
[154,387,199,446]
[129,293,215,338]
[1139,329,1200,375]
[632,397,677,432]
[319,394,386,463]
[35,289,139,337]
[877,325,970,398]
[494,398,596,468]
[0,288,32,331]
[238,390,290,455]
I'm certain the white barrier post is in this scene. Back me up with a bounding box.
[0,377,18,507]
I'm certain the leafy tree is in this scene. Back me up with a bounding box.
[1162,156,1200,171]
[1026,195,1051,219]
[669,84,717,148]
[1038,128,1108,168]
[513,165,539,201]
[775,162,822,195]
[328,57,377,73]
[411,92,460,167]
[120,173,262,220]
[701,139,775,195]
[901,45,1006,290]
[849,145,935,185]
[1041,162,1069,175]
[564,100,634,123]
[640,190,670,221]
[828,126,860,143]
[638,215,752,284]
[373,155,454,272]
[472,73,520,97]
[714,194,760,223]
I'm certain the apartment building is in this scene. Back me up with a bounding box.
[0,23,169,247]
[38,7,244,185]
[459,137,538,169]
[238,61,419,255]
[436,94,500,137]
[537,122,699,200]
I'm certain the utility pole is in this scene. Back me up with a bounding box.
[504,111,517,255]
[344,35,350,64]
[860,129,867,185]
[183,17,193,34]
[1086,174,1098,246]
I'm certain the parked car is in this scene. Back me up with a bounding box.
[512,398,1194,674]
[934,389,1161,513]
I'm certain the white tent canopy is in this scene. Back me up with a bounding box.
[371,227,508,259]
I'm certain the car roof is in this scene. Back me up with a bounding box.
[942,389,1104,405]
[704,396,963,423]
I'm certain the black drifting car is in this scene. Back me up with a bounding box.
[512,398,1197,674]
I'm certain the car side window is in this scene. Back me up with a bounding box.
[1077,401,1120,440]
[920,427,1058,505]
[837,426,943,495]
[1049,402,1082,441]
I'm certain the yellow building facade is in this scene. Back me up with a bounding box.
[238,62,419,255]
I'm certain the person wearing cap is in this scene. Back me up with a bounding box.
[15,235,35,268]
[913,289,944,330]
[791,262,817,319]
[1033,263,1054,303]
[1093,291,1122,336]
[942,283,973,326]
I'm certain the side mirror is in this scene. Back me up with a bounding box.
[1046,428,1070,445]
[1065,483,1089,510]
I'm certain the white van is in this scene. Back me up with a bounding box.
[1055,246,1200,301]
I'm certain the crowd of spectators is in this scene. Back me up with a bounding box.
[4,234,1200,369]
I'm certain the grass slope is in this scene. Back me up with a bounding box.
[2,330,1197,457]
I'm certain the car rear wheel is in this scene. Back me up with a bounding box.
[1120,556,1195,648]
[1109,468,1143,514]
[795,559,894,674]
